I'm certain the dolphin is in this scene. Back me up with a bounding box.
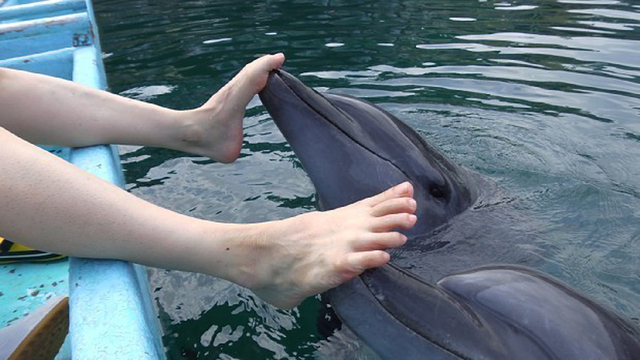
[258,70,640,359]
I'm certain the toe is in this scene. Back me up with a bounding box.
[371,198,417,217]
[371,213,417,232]
[350,232,408,251]
[361,182,414,207]
[345,251,391,274]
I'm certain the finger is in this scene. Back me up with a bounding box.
[351,232,408,252]
[361,182,414,207]
[371,197,417,217]
[345,251,391,274]
[370,213,417,232]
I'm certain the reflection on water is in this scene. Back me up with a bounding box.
[94,0,640,358]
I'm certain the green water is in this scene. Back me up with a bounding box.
[94,0,640,358]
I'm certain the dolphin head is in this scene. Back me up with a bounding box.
[259,70,476,236]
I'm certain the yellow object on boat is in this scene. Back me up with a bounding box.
[0,237,66,263]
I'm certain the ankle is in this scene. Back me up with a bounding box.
[224,223,273,290]
[238,219,300,286]
[177,109,206,145]
[170,108,231,162]
[172,101,243,163]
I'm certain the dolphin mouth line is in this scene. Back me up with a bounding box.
[276,71,420,188]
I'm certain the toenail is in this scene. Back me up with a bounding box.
[394,182,409,194]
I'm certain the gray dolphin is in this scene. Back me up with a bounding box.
[258,70,640,359]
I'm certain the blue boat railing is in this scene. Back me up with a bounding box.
[0,0,85,22]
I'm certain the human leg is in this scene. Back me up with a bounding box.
[0,127,416,308]
[0,53,285,163]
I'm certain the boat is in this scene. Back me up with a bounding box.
[0,0,165,358]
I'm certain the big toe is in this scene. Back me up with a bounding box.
[250,53,285,73]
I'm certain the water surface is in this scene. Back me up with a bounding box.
[94,0,640,358]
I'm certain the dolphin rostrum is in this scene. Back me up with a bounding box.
[259,69,640,359]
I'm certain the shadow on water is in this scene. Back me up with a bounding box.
[94,0,640,358]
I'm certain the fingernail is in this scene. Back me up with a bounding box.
[409,214,417,223]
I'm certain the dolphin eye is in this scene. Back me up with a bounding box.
[430,186,445,199]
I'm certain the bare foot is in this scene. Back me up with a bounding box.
[243,182,417,309]
[179,53,285,162]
